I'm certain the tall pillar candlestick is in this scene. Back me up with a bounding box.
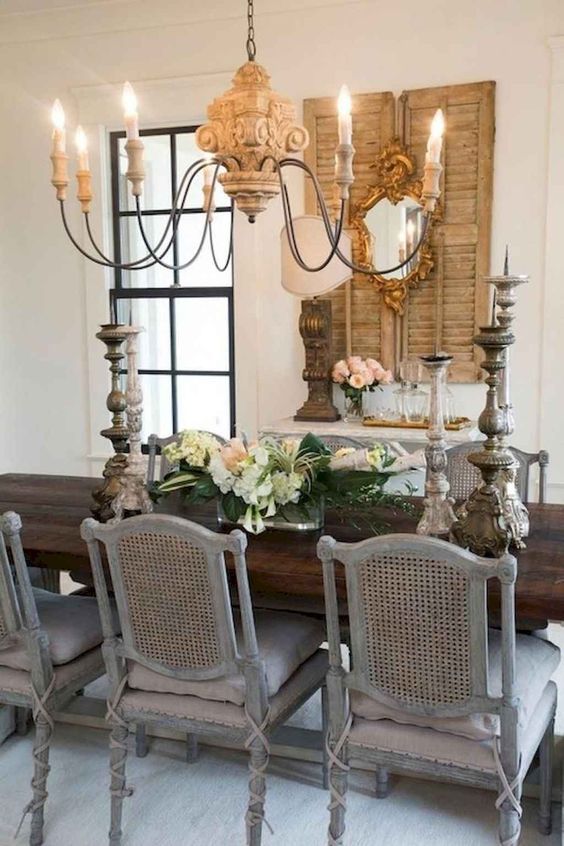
[91,324,131,522]
[483,262,530,546]
[451,324,517,556]
[111,327,153,521]
[417,353,456,536]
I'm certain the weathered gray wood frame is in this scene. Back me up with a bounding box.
[81,513,328,846]
[318,532,557,845]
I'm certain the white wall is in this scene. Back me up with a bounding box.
[0,0,563,497]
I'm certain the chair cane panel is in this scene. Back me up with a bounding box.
[118,532,222,671]
[357,553,472,708]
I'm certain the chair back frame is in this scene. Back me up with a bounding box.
[0,512,54,697]
[147,431,228,483]
[446,442,549,504]
[81,514,270,720]
[318,533,518,723]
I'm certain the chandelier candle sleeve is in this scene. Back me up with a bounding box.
[421,109,444,213]
[50,99,69,200]
[426,109,445,164]
[75,126,93,214]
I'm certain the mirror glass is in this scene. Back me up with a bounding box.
[364,197,423,279]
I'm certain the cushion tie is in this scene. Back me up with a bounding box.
[326,712,353,846]
[493,737,522,846]
[15,675,56,839]
[244,706,274,836]
[106,675,134,800]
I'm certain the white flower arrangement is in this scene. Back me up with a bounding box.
[155,431,415,534]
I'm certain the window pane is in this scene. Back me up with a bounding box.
[177,212,232,287]
[177,375,230,439]
[139,374,173,441]
[119,216,175,288]
[175,132,230,210]
[116,298,171,370]
[118,135,172,212]
[175,298,229,372]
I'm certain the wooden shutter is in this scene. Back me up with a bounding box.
[303,92,395,361]
[303,82,495,382]
[400,81,495,381]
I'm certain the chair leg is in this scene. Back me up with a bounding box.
[246,744,269,846]
[135,723,148,758]
[185,733,198,763]
[375,767,389,799]
[109,723,131,846]
[29,714,52,846]
[538,717,554,835]
[16,707,31,736]
[321,686,330,790]
[327,742,349,846]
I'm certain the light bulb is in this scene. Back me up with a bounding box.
[122,81,138,117]
[75,125,88,154]
[337,84,352,117]
[51,99,65,131]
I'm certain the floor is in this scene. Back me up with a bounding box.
[0,716,558,846]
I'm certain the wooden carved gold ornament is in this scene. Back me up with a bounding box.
[351,138,437,315]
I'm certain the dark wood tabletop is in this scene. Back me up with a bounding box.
[1,473,564,625]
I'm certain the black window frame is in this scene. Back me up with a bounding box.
[108,125,236,439]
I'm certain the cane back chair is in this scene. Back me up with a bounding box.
[318,533,559,846]
[147,431,228,484]
[82,513,329,846]
[0,512,107,846]
[446,442,549,503]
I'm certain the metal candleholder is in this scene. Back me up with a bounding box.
[484,270,530,545]
[417,353,456,536]
[91,324,131,522]
[451,324,517,556]
[111,327,153,521]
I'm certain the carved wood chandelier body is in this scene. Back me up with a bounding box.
[49,0,444,284]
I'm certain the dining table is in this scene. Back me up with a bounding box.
[1,472,564,627]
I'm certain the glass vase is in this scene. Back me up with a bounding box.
[343,393,364,423]
[216,499,325,532]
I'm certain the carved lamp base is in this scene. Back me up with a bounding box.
[294,298,340,422]
[451,483,511,558]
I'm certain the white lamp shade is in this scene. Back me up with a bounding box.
[280,215,352,297]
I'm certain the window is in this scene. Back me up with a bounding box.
[109,126,235,441]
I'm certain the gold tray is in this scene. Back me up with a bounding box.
[362,416,472,431]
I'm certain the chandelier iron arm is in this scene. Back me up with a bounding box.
[278,157,431,276]
[209,203,235,272]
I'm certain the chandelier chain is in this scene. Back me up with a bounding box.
[246,0,256,61]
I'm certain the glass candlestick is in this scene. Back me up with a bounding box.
[417,354,456,536]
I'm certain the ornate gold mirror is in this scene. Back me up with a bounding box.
[351,138,436,315]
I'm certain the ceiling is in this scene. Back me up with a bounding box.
[0,0,126,15]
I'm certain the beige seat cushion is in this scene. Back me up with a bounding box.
[0,589,110,669]
[349,681,556,775]
[128,610,326,706]
[0,646,104,699]
[350,629,560,740]
[121,649,329,733]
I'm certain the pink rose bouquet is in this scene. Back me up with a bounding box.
[331,355,393,418]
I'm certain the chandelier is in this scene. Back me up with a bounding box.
[49,0,444,282]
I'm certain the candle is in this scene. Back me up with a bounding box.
[406,219,416,253]
[491,287,497,326]
[122,81,139,140]
[51,99,66,154]
[398,230,406,263]
[75,126,89,171]
[426,108,445,164]
[337,84,352,146]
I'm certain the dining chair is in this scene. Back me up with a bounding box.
[446,442,549,503]
[147,431,228,484]
[81,512,329,846]
[317,532,559,846]
[0,511,108,846]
